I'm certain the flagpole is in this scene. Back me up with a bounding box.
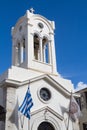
[67,91,73,130]
[28,119,30,130]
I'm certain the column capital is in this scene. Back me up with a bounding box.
[48,40,52,42]
[39,36,43,39]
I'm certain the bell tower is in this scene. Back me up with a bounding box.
[12,9,57,75]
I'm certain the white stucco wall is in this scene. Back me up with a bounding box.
[15,78,75,130]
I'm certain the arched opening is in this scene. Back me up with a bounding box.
[42,37,49,63]
[34,34,40,60]
[23,38,25,62]
[16,39,26,65]
[38,121,55,130]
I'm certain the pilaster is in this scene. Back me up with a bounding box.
[5,87,16,130]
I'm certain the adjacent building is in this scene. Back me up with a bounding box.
[76,88,87,130]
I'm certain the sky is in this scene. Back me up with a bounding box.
[0,0,87,91]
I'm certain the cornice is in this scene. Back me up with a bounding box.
[0,74,72,97]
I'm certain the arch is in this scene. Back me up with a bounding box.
[14,36,26,65]
[31,112,61,130]
[31,14,54,31]
[38,121,55,130]
[42,36,49,63]
[13,16,25,35]
[42,35,51,64]
[33,30,42,38]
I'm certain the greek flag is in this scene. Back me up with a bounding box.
[18,87,33,119]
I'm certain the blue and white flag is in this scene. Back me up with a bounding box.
[18,87,33,119]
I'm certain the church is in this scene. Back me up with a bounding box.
[0,8,80,130]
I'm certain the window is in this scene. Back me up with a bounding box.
[76,97,81,110]
[40,88,51,101]
[83,123,87,130]
[81,93,86,109]
[85,92,87,104]
[0,105,6,121]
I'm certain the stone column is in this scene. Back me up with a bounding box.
[48,41,52,64]
[49,32,57,74]
[5,87,16,130]
[43,45,46,63]
[40,37,43,62]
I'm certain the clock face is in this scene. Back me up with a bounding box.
[40,88,51,101]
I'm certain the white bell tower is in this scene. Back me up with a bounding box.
[12,9,57,75]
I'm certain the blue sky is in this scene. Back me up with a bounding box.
[0,0,87,90]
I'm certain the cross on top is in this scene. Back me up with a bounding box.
[30,8,35,13]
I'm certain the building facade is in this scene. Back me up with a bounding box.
[0,9,80,130]
[76,88,87,130]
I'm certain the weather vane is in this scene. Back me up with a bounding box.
[30,8,35,13]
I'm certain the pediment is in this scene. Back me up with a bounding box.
[31,106,63,121]
[29,74,72,97]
